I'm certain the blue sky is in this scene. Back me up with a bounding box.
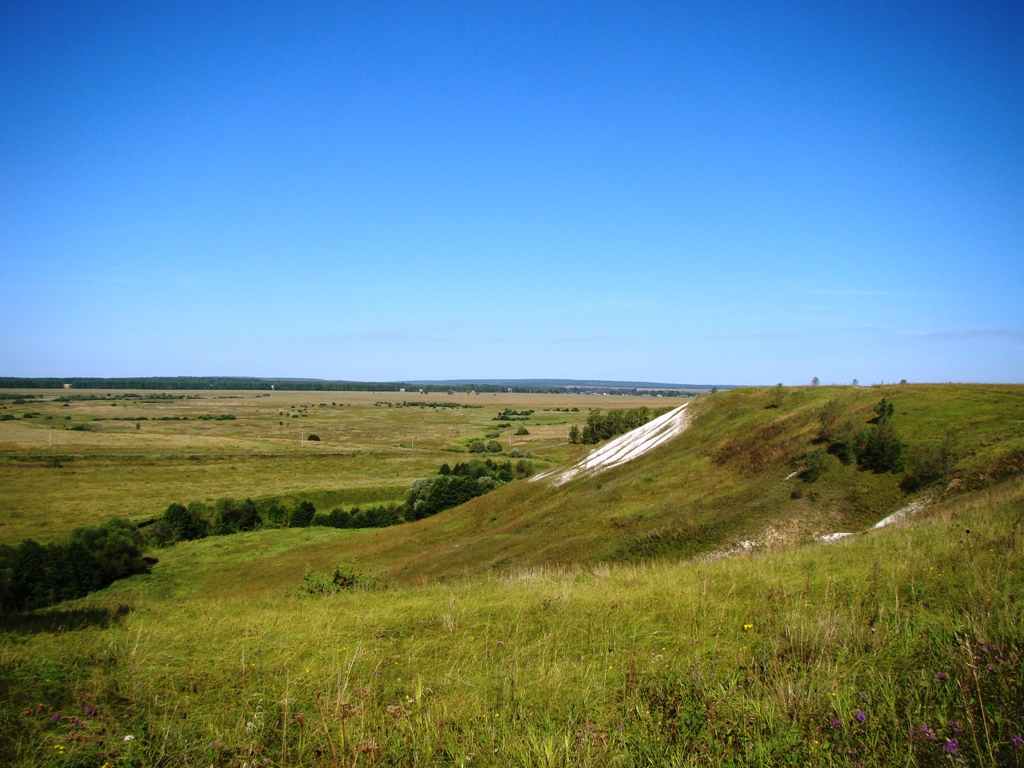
[2,2,1021,384]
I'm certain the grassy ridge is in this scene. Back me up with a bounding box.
[231,384,1023,586]
[1,478,1021,766]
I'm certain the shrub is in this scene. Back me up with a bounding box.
[145,520,175,548]
[872,397,895,423]
[69,518,151,583]
[0,519,152,612]
[581,407,654,444]
[297,563,385,594]
[405,475,490,520]
[163,503,208,542]
[800,448,829,482]
[467,439,485,453]
[515,426,529,435]
[289,501,317,528]
[485,440,503,453]
[263,500,288,527]
[817,400,846,443]
[514,458,534,478]
[902,437,957,492]
[858,421,905,473]
[306,434,320,441]
[214,498,261,535]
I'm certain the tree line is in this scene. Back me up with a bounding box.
[568,407,661,444]
[0,454,536,613]
[0,519,152,613]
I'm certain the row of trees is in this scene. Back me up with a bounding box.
[151,457,537,547]
[406,458,531,520]
[568,407,658,444]
[1,455,535,612]
[0,519,152,613]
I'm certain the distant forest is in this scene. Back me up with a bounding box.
[0,377,703,397]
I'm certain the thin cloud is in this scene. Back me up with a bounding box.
[923,329,1024,341]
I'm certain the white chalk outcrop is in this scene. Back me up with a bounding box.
[531,403,692,487]
[816,532,855,543]
[873,499,929,529]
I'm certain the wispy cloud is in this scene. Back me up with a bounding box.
[793,288,949,298]
[704,331,800,341]
[922,329,1024,341]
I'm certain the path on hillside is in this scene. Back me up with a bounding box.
[531,403,692,487]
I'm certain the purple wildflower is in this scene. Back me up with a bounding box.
[830,718,842,730]
[51,714,62,723]
[948,721,961,732]
[920,725,936,741]
[945,740,959,754]
[860,693,868,702]
[1011,736,1024,747]
[934,672,948,682]
[987,664,995,673]
[85,705,96,716]
[855,711,866,723]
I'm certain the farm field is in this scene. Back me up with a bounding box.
[0,389,678,544]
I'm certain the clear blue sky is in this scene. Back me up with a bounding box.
[2,1,1021,384]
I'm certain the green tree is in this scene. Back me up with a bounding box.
[163,502,207,541]
[289,501,317,528]
[10,539,49,610]
[69,518,151,584]
[872,397,895,423]
[800,448,829,483]
[858,421,905,473]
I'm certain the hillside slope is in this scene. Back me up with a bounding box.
[130,384,1024,595]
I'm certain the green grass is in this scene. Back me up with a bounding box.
[236,383,1022,584]
[1,478,1021,766]
[0,389,646,544]
[1,383,1023,766]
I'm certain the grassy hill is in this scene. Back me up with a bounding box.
[145,383,1021,594]
[1,383,1022,766]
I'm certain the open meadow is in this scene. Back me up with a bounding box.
[0,389,676,544]
[1,384,1023,767]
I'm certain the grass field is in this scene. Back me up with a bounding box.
[1,477,1021,767]
[0,389,676,544]
[1,384,1022,766]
